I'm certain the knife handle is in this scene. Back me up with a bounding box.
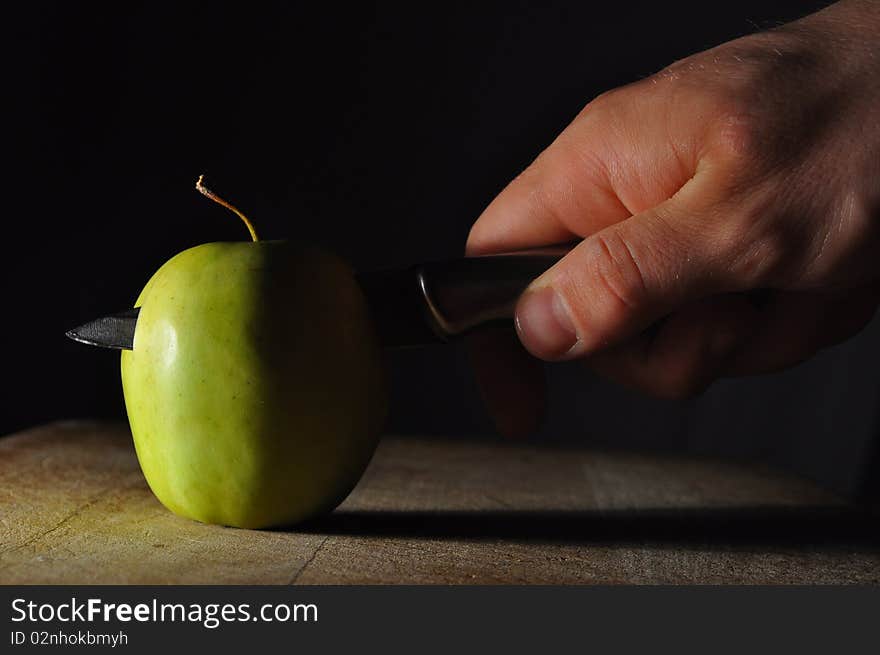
[416,243,574,342]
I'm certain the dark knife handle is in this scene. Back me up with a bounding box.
[419,244,573,340]
[358,243,574,348]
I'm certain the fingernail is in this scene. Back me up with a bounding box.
[515,286,579,360]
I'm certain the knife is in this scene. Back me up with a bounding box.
[65,244,572,350]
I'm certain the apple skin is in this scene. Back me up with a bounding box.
[120,240,387,529]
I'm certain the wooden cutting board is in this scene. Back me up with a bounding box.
[0,421,877,584]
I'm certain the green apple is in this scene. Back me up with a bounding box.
[120,185,386,529]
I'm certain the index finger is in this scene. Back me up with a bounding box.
[465,85,698,256]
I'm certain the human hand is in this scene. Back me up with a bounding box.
[467,0,880,436]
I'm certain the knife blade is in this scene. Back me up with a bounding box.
[66,308,140,350]
[65,245,572,351]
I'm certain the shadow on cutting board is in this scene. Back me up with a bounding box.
[296,506,880,552]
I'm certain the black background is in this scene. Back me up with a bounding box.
[9,1,878,496]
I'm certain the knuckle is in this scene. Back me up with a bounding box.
[727,224,789,285]
[571,88,631,148]
[580,230,649,324]
[707,103,763,169]
[801,189,877,286]
[718,193,796,287]
[653,59,687,83]
[577,88,619,120]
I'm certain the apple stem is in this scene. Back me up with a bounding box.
[195,175,259,242]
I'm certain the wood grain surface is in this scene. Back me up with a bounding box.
[0,421,877,584]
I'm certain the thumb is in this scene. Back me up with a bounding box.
[515,179,735,360]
